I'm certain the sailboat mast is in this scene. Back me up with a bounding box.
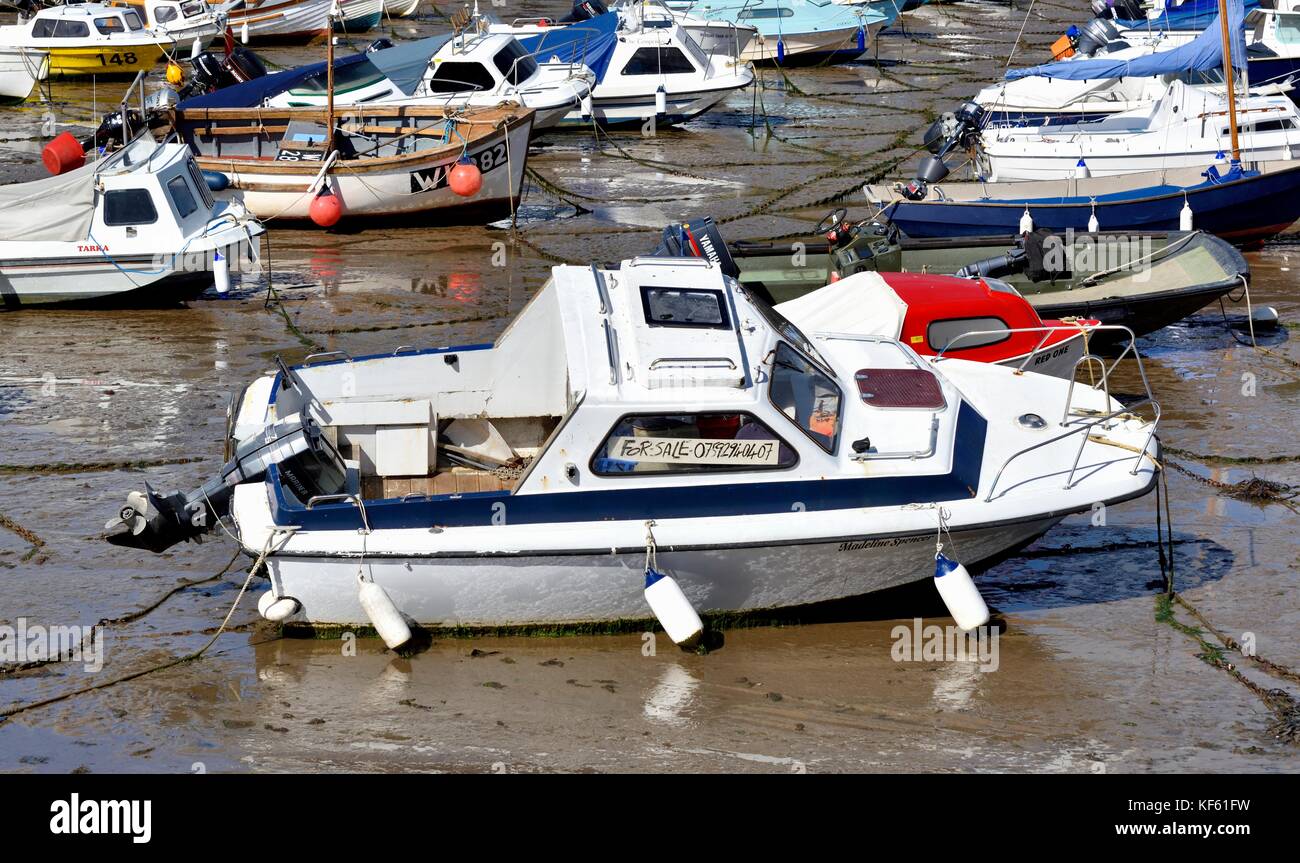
[326,7,336,151]
[1218,0,1240,161]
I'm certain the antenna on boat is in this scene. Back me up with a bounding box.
[1218,0,1241,163]
[326,2,337,154]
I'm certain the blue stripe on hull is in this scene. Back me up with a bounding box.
[269,401,988,532]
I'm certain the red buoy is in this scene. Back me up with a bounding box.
[43,132,86,176]
[309,189,342,227]
[448,158,482,198]
[828,271,841,283]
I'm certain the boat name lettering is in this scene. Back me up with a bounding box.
[77,245,109,253]
[610,436,779,466]
[838,536,928,552]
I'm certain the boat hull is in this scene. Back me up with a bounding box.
[744,24,878,65]
[0,48,43,103]
[554,82,745,129]
[881,166,1300,245]
[264,515,1060,630]
[43,43,169,78]
[226,0,331,43]
[198,115,532,222]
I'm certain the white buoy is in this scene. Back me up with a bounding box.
[1252,305,1280,330]
[358,575,413,649]
[240,21,249,44]
[933,553,989,632]
[1018,206,1033,234]
[580,92,593,118]
[1087,207,1099,233]
[654,85,667,115]
[1074,157,1090,179]
[190,37,202,60]
[257,589,300,623]
[213,248,230,294]
[1179,199,1194,231]
[644,568,703,647]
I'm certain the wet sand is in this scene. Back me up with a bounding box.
[1,2,1299,773]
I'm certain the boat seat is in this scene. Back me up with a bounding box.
[360,468,511,501]
[854,369,945,409]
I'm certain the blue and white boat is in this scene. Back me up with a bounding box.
[663,0,898,65]
[865,160,1300,243]
[486,2,754,128]
[105,252,1159,634]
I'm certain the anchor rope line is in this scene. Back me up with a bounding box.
[0,537,280,719]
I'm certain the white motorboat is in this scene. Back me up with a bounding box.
[106,251,1160,635]
[0,3,174,78]
[259,32,596,131]
[622,0,757,60]
[0,46,47,104]
[124,0,225,52]
[0,136,264,308]
[978,79,1300,181]
[217,0,331,43]
[383,0,423,16]
[484,1,754,128]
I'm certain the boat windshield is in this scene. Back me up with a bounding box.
[768,342,842,454]
[746,289,834,373]
[181,1,207,18]
[124,10,145,30]
[493,41,539,86]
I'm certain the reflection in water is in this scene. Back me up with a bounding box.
[643,663,698,727]
[931,659,981,712]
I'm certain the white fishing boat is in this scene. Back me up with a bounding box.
[337,0,383,32]
[0,3,174,78]
[0,46,47,104]
[484,1,754,128]
[256,32,595,131]
[218,0,331,43]
[0,136,263,308]
[623,0,757,60]
[117,0,225,51]
[383,0,422,17]
[978,79,1300,181]
[105,252,1160,636]
[171,102,534,222]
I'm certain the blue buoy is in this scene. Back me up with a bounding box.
[857,26,866,53]
[202,170,230,192]
[777,39,785,63]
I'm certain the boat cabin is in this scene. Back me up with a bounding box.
[23,4,147,39]
[252,257,980,525]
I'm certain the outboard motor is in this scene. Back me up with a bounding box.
[104,413,347,553]
[954,249,1028,280]
[562,0,609,22]
[1075,18,1121,56]
[651,216,740,278]
[178,46,268,99]
[365,38,394,54]
[909,101,985,193]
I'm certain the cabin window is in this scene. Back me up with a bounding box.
[1221,119,1296,135]
[167,175,199,219]
[591,412,797,476]
[926,317,1010,353]
[35,19,91,38]
[154,7,179,23]
[1277,14,1300,44]
[428,61,497,93]
[493,42,539,86]
[620,47,696,76]
[123,10,145,30]
[768,342,841,454]
[640,286,731,329]
[739,7,793,19]
[181,1,205,17]
[95,16,126,35]
[103,189,158,226]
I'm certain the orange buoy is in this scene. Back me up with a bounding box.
[166,61,184,86]
[448,158,482,198]
[42,132,85,176]
[309,189,342,227]
[828,271,841,283]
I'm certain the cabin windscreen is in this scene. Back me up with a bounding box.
[768,342,842,454]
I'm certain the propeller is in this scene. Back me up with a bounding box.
[104,487,156,536]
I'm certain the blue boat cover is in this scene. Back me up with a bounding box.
[516,10,619,81]
[1006,0,1248,81]
[180,34,454,109]
[1114,0,1259,32]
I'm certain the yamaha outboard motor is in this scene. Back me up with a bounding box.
[651,216,741,278]
[562,0,609,22]
[104,413,347,553]
[178,46,269,99]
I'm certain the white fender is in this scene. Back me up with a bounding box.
[644,569,703,647]
[358,576,413,649]
[1018,207,1033,234]
[933,553,989,632]
[213,248,230,294]
[257,589,300,623]
[1179,200,1193,231]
